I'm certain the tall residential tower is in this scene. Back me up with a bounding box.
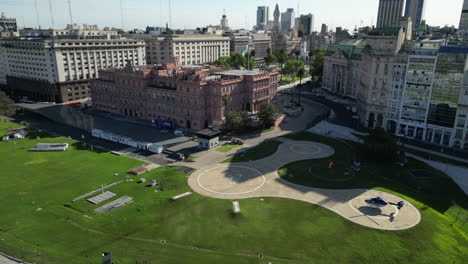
[404,0,426,29]
[257,6,270,27]
[281,8,295,31]
[376,0,406,28]
[459,0,468,39]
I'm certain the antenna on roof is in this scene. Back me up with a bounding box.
[168,0,172,29]
[48,0,55,29]
[120,0,125,29]
[297,0,300,17]
[223,8,226,16]
[34,0,40,29]
[68,0,74,25]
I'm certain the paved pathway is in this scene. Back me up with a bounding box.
[188,139,421,231]
[0,253,27,264]
[409,154,468,195]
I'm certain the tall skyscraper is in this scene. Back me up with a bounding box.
[320,24,329,35]
[221,15,229,29]
[297,14,314,37]
[257,6,270,27]
[281,8,295,31]
[459,0,468,37]
[273,4,280,32]
[404,0,425,29]
[376,0,406,28]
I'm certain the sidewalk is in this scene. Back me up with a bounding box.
[277,76,312,91]
[409,154,468,195]
[0,253,29,264]
[406,144,468,164]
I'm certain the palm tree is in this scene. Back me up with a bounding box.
[294,50,301,60]
[297,67,305,106]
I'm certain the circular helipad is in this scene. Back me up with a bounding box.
[349,196,399,220]
[290,142,322,155]
[196,165,265,195]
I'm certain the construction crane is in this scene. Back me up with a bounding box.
[68,0,74,25]
[49,0,54,28]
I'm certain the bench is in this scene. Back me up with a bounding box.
[171,192,192,200]
[233,201,241,214]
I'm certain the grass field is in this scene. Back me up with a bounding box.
[215,144,242,152]
[0,131,467,263]
[222,140,282,163]
[279,76,300,86]
[0,120,25,136]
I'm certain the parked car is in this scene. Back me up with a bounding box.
[174,130,184,136]
[231,138,245,145]
[171,152,185,161]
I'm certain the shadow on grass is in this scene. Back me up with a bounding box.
[71,142,108,153]
[279,132,468,213]
[222,140,282,163]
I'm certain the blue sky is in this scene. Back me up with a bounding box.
[0,0,464,31]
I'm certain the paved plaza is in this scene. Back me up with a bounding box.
[189,138,421,231]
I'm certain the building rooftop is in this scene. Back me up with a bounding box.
[196,129,222,139]
[368,27,401,36]
[326,39,366,60]
[218,69,265,76]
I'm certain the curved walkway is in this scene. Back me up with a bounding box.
[188,139,421,231]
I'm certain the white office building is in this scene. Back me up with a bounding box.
[0,37,146,102]
[138,35,230,66]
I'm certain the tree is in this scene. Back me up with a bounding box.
[294,49,301,60]
[222,94,232,118]
[264,52,277,66]
[362,128,399,161]
[257,103,277,128]
[310,48,325,81]
[240,111,252,127]
[214,56,232,69]
[274,49,288,80]
[230,53,247,69]
[225,112,243,130]
[283,60,305,78]
[0,91,16,117]
[250,50,256,58]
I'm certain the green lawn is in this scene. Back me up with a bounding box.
[215,144,242,153]
[0,131,467,264]
[222,140,282,163]
[279,76,300,86]
[278,131,468,263]
[0,120,24,136]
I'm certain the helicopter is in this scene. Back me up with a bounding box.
[365,197,405,210]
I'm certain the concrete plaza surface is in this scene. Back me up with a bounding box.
[189,138,421,231]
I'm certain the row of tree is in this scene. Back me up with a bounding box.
[214,47,325,82]
[214,52,257,70]
[225,103,278,131]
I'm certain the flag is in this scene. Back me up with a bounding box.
[242,44,249,56]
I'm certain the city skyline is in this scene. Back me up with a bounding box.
[0,0,464,31]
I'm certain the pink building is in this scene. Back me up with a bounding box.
[91,62,279,131]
